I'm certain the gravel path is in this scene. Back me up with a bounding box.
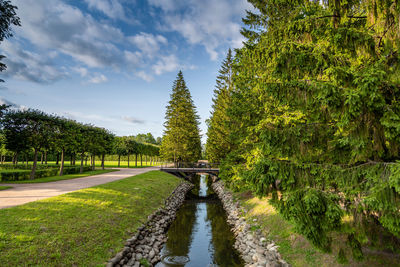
[0,167,159,209]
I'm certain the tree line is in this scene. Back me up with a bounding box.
[0,105,160,179]
[206,0,400,262]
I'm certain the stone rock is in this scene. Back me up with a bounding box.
[148,249,155,259]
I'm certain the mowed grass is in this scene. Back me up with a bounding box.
[1,160,159,170]
[0,171,181,267]
[0,186,11,190]
[0,169,117,184]
[235,191,400,267]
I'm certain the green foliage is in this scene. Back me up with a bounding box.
[1,108,115,176]
[206,49,234,163]
[0,166,92,181]
[210,0,400,261]
[161,71,202,162]
[0,0,21,79]
[139,258,150,267]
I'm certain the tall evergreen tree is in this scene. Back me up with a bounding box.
[214,0,400,260]
[206,49,234,162]
[160,71,201,163]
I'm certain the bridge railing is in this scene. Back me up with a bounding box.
[160,162,220,170]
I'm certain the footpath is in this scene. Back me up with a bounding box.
[0,167,159,209]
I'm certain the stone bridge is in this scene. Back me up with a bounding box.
[160,162,219,179]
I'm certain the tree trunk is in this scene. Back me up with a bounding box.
[92,154,96,170]
[135,154,138,167]
[30,148,38,180]
[140,154,142,167]
[80,152,84,174]
[59,149,65,176]
[145,155,147,166]
[101,154,105,170]
[41,152,44,165]
[128,154,130,167]
[85,156,88,166]
[15,152,18,165]
[73,154,76,166]
[56,153,59,165]
[70,155,73,166]
[45,151,47,165]
[118,155,121,167]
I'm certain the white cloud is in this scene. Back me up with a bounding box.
[73,67,89,77]
[149,0,251,60]
[136,71,153,82]
[84,0,125,20]
[12,0,136,69]
[122,116,145,124]
[128,32,167,56]
[0,97,26,110]
[152,54,179,75]
[1,40,66,83]
[62,111,114,122]
[88,74,108,84]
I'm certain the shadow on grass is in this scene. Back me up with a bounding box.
[0,171,181,267]
[235,190,400,267]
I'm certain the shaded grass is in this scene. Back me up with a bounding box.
[0,186,11,191]
[0,170,181,267]
[0,169,117,184]
[1,161,159,169]
[234,191,400,267]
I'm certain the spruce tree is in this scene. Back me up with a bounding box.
[217,0,400,259]
[160,71,201,163]
[206,49,234,163]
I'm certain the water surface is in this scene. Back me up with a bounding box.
[156,175,244,267]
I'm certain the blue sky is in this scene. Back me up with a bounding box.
[0,0,252,142]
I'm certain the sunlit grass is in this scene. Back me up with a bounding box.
[235,192,400,267]
[0,170,181,266]
[0,186,11,190]
[1,169,117,184]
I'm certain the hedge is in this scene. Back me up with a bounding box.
[0,166,93,182]
[0,164,54,170]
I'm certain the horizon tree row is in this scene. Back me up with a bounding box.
[0,106,114,179]
[0,106,162,179]
[113,136,160,167]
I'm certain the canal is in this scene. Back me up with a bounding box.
[156,174,244,267]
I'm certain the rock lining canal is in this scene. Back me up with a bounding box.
[156,174,244,266]
[107,173,288,267]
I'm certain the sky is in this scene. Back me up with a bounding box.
[0,0,252,142]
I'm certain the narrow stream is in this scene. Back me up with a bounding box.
[156,175,244,267]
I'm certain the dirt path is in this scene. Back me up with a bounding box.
[0,167,159,209]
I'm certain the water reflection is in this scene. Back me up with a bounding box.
[156,175,244,267]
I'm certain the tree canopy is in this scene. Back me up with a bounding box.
[206,0,400,261]
[206,49,234,163]
[0,0,21,80]
[160,71,202,163]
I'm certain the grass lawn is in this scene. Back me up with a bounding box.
[0,170,181,266]
[1,161,160,169]
[0,186,11,191]
[234,191,400,267]
[0,169,117,184]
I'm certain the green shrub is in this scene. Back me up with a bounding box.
[0,166,92,181]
